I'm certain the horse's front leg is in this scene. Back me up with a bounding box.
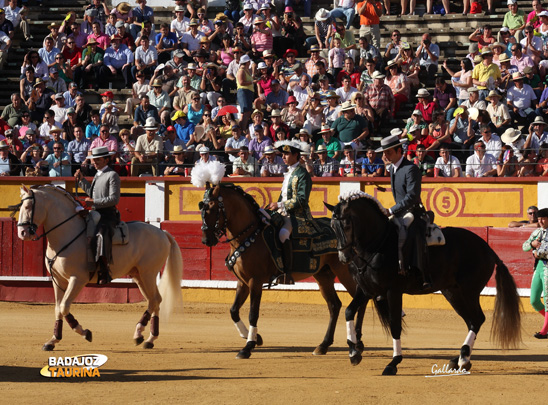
[230,280,264,346]
[382,290,403,376]
[42,282,65,351]
[60,276,92,342]
[236,278,263,359]
[345,287,369,365]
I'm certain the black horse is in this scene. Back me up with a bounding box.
[325,192,522,375]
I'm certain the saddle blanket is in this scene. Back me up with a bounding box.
[262,213,338,274]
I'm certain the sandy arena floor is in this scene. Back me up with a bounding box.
[1,298,547,404]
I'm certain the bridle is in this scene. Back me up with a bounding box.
[16,188,82,241]
[199,188,227,241]
[332,203,391,270]
[331,211,357,260]
[199,187,258,244]
[14,186,87,292]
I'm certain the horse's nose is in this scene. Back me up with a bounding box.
[17,227,27,240]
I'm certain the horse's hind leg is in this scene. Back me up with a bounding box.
[313,266,342,355]
[442,288,485,371]
[132,269,162,349]
[382,290,404,376]
[345,287,369,365]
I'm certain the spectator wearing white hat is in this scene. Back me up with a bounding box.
[507,71,538,124]
[485,90,511,135]
[261,145,287,177]
[50,93,68,124]
[363,71,394,125]
[132,117,163,176]
[239,3,256,35]
[503,0,526,42]
[170,5,191,40]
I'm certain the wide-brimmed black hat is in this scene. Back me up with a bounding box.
[538,208,548,218]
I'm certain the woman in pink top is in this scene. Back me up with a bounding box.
[257,62,274,96]
[218,35,235,66]
[385,60,409,117]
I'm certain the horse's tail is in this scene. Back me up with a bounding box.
[373,297,393,335]
[491,257,522,349]
[158,231,184,321]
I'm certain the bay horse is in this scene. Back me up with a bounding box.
[325,191,522,375]
[15,185,183,350]
[199,182,367,359]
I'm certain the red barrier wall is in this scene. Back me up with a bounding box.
[0,220,537,302]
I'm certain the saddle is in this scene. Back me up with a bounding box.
[85,210,130,245]
[260,211,338,274]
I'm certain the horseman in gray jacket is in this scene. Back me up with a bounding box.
[377,133,431,290]
[75,146,121,285]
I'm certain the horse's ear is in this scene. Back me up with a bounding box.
[324,202,335,212]
[21,184,29,195]
[211,184,220,198]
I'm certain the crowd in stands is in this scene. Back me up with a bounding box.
[0,0,548,179]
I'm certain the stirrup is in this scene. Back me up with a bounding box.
[271,273,295,286]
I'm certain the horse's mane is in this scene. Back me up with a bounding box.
[32,184,82,209]
[219,183,261,212]
[338,190,389,217]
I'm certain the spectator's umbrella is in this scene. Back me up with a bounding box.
[217,105,239,117]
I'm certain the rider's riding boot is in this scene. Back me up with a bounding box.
[97,258,112,285]
[277,240,295,285]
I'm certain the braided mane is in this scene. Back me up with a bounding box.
[338,190,389,216]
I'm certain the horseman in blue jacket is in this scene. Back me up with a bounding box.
[377,133,431,290]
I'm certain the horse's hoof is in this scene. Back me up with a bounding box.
[134,336,144,346]
[84,330,92,342]
[256,334,263,347]
[313,345,328,356]
[461,361,472,371]
[236,349,251,359]
[143,341,154,349]
[42,344,55,351]
[448,356,459,371]
[350,352,362,366]
[382,365,398,375]
[356,341,365,353]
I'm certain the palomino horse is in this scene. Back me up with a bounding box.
[199,182,366,359]
[16,185,183,350]
[326,191,522,374]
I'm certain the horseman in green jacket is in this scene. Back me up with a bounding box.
[268,140,312,285]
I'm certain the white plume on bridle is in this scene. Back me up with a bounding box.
[338,190,389,216]
[191,160,226,187]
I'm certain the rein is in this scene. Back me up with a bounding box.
[16,187,87,292]
[200,186,266,270]
[335,202,392,271]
